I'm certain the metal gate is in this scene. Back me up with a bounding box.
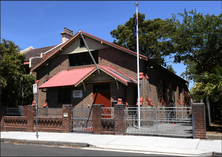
[71,108,93,133]
[124,106,193,138]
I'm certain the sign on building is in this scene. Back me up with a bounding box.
[73,90,83,98]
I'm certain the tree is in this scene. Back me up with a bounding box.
[169,9,222,79]
[0,39,35,107]
[170,10,222,124]
[166,65,176,74]
[190,66,222,123]
[191,66,222,102]
[110,13,177,66]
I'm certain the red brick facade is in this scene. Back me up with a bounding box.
[193,103,206,139]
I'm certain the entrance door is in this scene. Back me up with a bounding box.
[93,83,111,118]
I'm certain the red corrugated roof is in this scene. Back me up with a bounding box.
[39,67,96,89]
[39,65,137,89]
[98,65,137,85]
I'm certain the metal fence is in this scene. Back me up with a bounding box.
[102,107,114,118]
[37,108,62,117]
[71,107,93,133]
[124,106,193,138]
[5,106,25,116]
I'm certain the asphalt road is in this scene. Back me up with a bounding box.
[1,142,176,156]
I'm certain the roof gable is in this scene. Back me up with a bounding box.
[31,30,147,72]
[59,35,109,55]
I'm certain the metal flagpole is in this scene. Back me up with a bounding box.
[135,3,140,129]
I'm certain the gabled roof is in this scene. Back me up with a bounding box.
[31,30,147,72]
[25,45,56,61]
[38,65,137,89]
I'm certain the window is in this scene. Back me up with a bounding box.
[69,51,98,66]
[80,38,85,47]
[58,89,71,103]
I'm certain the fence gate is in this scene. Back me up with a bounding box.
[71,108,93,133]
[124,107,193,138]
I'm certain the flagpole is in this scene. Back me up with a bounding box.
[135,3,140,129]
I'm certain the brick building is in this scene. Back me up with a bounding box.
[23,28,188,109]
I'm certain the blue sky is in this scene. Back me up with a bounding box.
[1,1,221,90]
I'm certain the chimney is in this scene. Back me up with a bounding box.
[61,27,73,43]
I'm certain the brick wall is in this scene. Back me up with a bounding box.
[114,104,126,135]
[193,103,206,139]
[26,105,35,132]
[62,104,73,133]
[99,48,144,80]
[92,104,103,134]
[72,84,93,108]
[2,116,27,132]
[147,63,187,108]
[110,81,125,103]
[37,55,69,108]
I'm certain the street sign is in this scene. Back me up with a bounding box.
[33,84,37,93]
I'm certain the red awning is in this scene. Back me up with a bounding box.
[39,67,96,89]
[39,65,137,89]
[98,65,137,85]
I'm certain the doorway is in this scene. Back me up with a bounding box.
[93,83,111,118]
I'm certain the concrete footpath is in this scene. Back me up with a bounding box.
[1,131,221,156]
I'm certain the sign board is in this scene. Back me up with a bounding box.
[33,84,38,94]
[73,90,82,98]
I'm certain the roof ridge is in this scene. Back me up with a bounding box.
[81,31,147,59]
[31,30,147,72]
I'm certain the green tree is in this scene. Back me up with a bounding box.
[170,9,222,77]
[190,66,222,123]
[166,65,177,74]
[110,12,176,66]
[0,39,35,107]
[170,10,222,124]
[191,66,222,102]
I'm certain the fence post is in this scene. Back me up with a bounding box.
[0,106,6,131]
[114,104,126,135]
[62,104,73,133]
[192,103,206,139]
[27,105,35,132]
[92,104,104,134]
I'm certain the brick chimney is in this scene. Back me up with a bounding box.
[61,27,73,43]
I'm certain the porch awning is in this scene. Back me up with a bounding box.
[39,67,96,89]
[39,65,137,89]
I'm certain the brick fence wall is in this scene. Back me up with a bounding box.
[1,103,206,139]
[1,105,71,133]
